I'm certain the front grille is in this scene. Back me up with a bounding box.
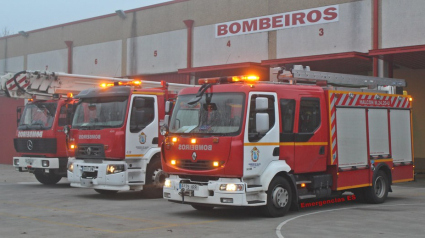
[14,138,57,153]
[177,160,222,171]
[76,144,105,159]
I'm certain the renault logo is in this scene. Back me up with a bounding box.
[192,152,197,162]
[86,147,92,155]
[27,140,33,151]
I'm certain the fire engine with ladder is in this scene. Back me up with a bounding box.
[0,71,127,185]
[0,71,192,197]
[161,66,414,217]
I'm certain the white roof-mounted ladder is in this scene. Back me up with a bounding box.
[275,65,406,88]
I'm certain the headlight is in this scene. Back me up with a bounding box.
[219,184,244,192]
[67,162,74,172]
[164,179,172,188]
[14,159,19,166]
[42,160,49,167]
[107,164,125,174]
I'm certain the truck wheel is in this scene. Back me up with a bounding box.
[364,170,389,204]
[34,170,62,185]
[94,189,119,195]
[144,158,167,198]
[191,205,214,211]
[261,176,292,217]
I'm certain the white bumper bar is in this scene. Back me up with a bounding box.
[67,159,138,191]
[163,175,267,207]
[13,157,61,171]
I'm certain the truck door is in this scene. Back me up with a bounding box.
[293,96,328,173]
[279,98,296,169]
[243,92,279,178]
[125,95,158,158]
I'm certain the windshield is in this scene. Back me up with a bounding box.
[18,102,57,130]
[169,93,245,135]
[72,96,128,130]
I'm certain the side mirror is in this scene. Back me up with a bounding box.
[165,101,171,114]
[164,115,170,126]
[160,124,169,136]
[256,113,269,133]
[64,125,70,135]
[255,97,268,110]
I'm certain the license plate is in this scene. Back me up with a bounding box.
[180,183,199,191]
[82,166,95,172]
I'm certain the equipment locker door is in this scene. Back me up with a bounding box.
[293,96,328,173]
[125,95,158,158]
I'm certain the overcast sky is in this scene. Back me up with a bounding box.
[0,0,172,35]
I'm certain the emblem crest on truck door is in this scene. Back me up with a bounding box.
[139,132,146,144]
[192,152,197,162]
[251,147,260,162]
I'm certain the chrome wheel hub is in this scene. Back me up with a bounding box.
[272,186,289,208]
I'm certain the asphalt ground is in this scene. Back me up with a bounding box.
[0,164,424,238]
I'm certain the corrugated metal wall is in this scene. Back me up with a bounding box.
[0,97,24,164]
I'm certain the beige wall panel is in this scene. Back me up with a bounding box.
[276,1,371,58]
[126,30,187,75]
[382,0,425,48]
[193,25,268,67]
[27,49,68,72]
[267,0,361,14]
[394,68,425,159]
[0,56,24,74]
[73,40,122,77]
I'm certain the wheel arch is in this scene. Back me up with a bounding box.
[259,160,299,210]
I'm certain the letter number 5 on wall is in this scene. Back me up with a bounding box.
[154,50,157,57]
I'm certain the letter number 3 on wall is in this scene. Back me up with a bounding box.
[319,28,324,36]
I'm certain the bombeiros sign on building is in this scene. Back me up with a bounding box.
[215,5,339,38]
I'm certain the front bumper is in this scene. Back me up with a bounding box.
[13,157,61,171]
[163,175,267,207]
[67,159,131,191]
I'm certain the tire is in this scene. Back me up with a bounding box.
[191,205,214,211]
[144,157,167,198]
[364,170,389,204]
[261,176,292,217]
[94,189,119,195]
[34,170,62,185]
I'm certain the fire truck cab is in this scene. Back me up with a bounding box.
[162,67,414,217]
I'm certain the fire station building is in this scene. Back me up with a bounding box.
[0,0,424,172]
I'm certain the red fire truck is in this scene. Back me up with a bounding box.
[0,71,130,184]
[161,67,414,217]
[66,80,193,196]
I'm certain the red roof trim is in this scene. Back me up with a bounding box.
[261,52,371,66]
[178,62,267,74]
[0,0,188,40]
[369,45,425,56]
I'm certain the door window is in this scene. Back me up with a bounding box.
[298,98,320,133]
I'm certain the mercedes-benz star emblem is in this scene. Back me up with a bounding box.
[86,147,92,155]
[27,140,33,151]
[192,152,197,161]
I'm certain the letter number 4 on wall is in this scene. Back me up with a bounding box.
[227,40,231,47]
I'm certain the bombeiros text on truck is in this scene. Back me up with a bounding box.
[161,66,414,217]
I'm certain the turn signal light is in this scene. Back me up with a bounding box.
[191,138,197,144]
[67,93,73,98]
[213,161,219,167]
[171,160,176,165]
[301,183,306,188]
[409,97,413,102]
[70,144,76,149]
[172,137,178,143]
